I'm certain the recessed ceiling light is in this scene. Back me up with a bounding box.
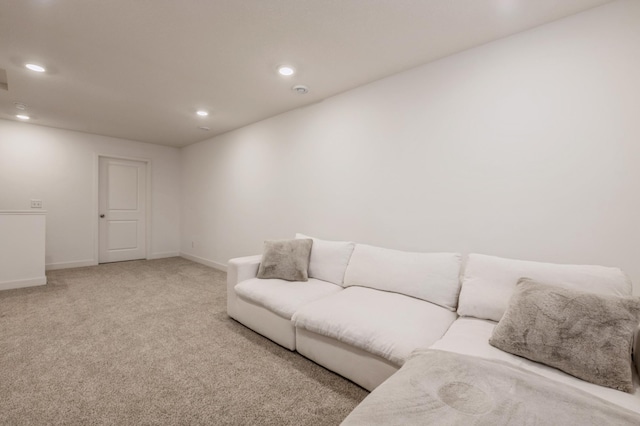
[16,114,30,120]
[25,64,46,73]
[277,65,295,76]
[196,110,208,117]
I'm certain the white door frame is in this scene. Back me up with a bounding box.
[93,154,152,264]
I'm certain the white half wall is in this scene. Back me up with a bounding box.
[180,0,640,293]
[0,211,46,290]
[0,120,181,269]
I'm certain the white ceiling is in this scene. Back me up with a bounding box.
[0,0,614,147]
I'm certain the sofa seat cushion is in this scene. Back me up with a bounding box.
[292,287,457,366]
[235,278,342,319]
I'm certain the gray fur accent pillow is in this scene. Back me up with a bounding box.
[257,239,313,282]
[489,278,640,393]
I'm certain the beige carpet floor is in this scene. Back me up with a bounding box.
[0,257,368,425]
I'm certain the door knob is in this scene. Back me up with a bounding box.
[100,214,105,218]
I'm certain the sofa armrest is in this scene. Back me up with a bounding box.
[227,255,262,318]
[228,255,262,285]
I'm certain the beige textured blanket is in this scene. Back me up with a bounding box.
[341,350,640,425]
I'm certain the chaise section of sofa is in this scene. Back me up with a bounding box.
[342,253,640,424]
[448,253,640,409]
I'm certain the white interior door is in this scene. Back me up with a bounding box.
[99,157,147,263]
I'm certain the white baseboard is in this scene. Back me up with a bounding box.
[44,254,224,272]
[0,276,47,291]
[180,252,227,272]
[147,252,180,260]
[46,259,97,271]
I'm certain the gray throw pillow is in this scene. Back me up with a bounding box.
[489,278,640,393]
[257,239,313,282]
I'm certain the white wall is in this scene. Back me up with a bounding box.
[180,0,640,293]
[0,119,181,269]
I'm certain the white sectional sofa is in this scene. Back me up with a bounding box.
[227,235,640,423]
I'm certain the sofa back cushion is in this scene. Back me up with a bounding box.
[295,233,355,286]
[457,253,632,322]
[343,244,461,310]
